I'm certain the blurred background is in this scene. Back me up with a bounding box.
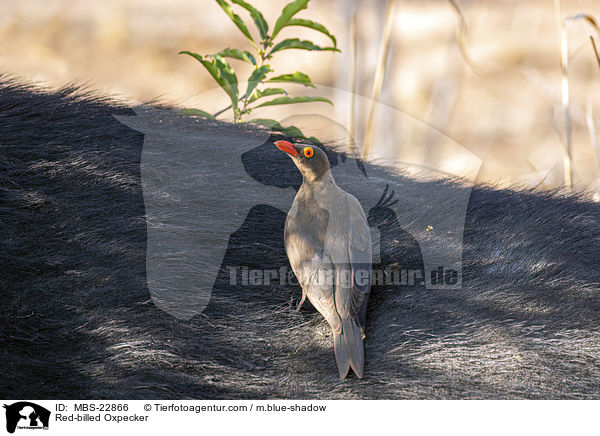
[1,0,599,190]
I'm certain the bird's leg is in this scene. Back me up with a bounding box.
[296,290,307,311]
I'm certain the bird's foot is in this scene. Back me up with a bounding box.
[296,294,306,311]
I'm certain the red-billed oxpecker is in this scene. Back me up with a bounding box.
[274,140,372,379]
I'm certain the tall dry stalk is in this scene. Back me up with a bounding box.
[591,36,600,71]
[362,0,396,161]
[554,0,573,189]
[447,0,482,77]
[586,34,600,177]
[554,6,600,189]
[576,20,600,179]
[348,11,358,154]
[586,98,600,173]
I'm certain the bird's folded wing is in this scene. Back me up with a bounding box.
[287,245,341,332]
[347,195,372,318]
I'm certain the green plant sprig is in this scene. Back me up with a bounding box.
[179,0,339,123]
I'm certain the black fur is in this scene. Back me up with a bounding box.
[1,77,600,399]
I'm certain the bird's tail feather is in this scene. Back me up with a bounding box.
[334,318,364,379]
[334,333,350,379]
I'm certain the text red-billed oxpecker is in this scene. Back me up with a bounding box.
[274,139,372,379]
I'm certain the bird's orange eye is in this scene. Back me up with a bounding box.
[303,147,314,158]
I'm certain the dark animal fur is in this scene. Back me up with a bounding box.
[1,76,600,399]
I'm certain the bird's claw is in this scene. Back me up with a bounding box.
[296,294,306,311]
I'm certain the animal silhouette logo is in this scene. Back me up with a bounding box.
[3,402,50,434]
[114,97,481,320]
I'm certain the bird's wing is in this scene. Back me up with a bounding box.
[346,194,372,319]
[294,250,342,333]
[285,215,341,333]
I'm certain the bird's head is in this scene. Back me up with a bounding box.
[274,140,330,183]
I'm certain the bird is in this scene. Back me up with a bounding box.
[274,139,372,379]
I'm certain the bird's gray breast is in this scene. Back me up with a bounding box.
[284,187,331,280]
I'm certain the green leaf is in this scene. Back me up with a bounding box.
[246,118,305,138]
[178,108,216,119]
[245,117,282,129]
[253,95,333,108]
[278,125,305,138]
[269,38,340,55]
[243,65,271,100]
[248,87,288,103]
[286,18,337,47]
[216,48,256,65]
[266,71,315,88]
[179,51,239,110]
[215,0,255,45]
[308,136,323,146]
[231,0,269,41]
[271,0,309,39]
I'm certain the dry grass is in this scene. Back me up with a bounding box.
[1,0,599,190]
[362,0,396,160]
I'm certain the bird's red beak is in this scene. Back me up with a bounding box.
[274,140,299,157]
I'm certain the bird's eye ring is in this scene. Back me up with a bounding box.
[303,147,314,158]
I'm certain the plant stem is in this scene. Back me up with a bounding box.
[239,98,250,119]
[232,37,273,122]
[237,43,270,121]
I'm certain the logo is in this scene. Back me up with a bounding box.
[3,402,50,434]
[114,85,481,320]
